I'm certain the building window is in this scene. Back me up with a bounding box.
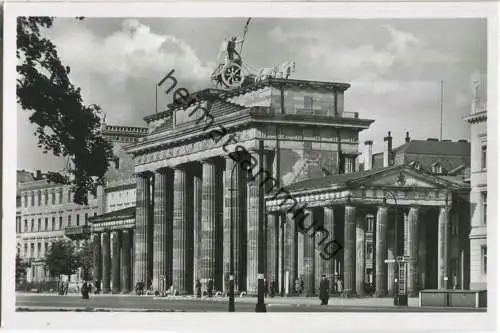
[59,217,63,230]
[52,217,55,231]
[68,190,72,203]
[30,243,34,259]
[85,213,89,226]
[24,220,27,233]
[44,192,48,205]
[481,246,487,275]
[76,214,80,226]
[37,191,41,206]
[68,215,72,227]
[481,145,487,169]
[37,243,41,258]
[37,218,41,232]
[44,218,48,231]
[31,192,35,206]
[94,212,97,217]
[59,189,63,204]
[24,243,28,257]
[31,219,34,232]
[52,192,56,204]
[481,192,487,225]
[304,96,313,110]
[44,243,48,257]
[24,194,28,207]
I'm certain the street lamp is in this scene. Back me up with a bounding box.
[384,191,399,305]
[227,149,254,313]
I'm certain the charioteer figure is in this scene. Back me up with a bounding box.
[226,36,243,62]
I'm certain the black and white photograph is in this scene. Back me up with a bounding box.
[1,2,497,332]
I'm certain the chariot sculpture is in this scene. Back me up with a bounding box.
[210,19,296,89]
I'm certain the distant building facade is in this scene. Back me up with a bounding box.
[16,170,98,284]
[465,75,487,290]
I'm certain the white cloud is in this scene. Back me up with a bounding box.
[53,19,213,86]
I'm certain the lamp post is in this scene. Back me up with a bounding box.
[255,140,267,312]
[227,149,254,313]
[384,191,400,305]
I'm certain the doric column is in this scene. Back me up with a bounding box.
[193,169,202,292]
[301,209,316,296]
[285,212,298,294]
[152,168,172,292]
[387,226,396,296]
[343,205,356,296]
[266,213,278,284]
[200,160,217,286]
[101,231,111,293]
[121,229,132,293]
[246,151,262,295]
[375,206,388,296]
[111,230,121,293]
[406,207,419,295]
[92,232,102,282]
[322,207,335,280]
[134,173,150,285]
[355,214,366,297]
[172,167,189,294]
[418,220,427,290]
[438,206,450,289]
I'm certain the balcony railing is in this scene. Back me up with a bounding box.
[64,225,91,240]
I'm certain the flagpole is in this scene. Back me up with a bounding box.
[155,83,158,114]
[440,80,444,141]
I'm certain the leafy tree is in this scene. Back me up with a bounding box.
[45,239,79,280]
[15,254,29,285]
[76,239,93,281]
[16,17,114,205]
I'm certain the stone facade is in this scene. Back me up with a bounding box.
[465,109,487,290]
[16,171,98,284]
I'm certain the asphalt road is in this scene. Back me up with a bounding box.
[16,295,486,312]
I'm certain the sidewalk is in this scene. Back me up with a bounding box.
[16,292,419,307]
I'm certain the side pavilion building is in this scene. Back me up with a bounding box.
[266,164,470,297]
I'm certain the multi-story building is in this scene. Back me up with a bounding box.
[465,74,487,291]
[88,125,147,293]
[16,170,98,284]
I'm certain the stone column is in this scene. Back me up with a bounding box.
[134,174,150,285]
[343,205,356,296]
[121,229,132,293]
[152,168,172,292]
[246,151,262,295]
[438,206,450,289]
[266,213,278,284]
[193,169,202,292]
[375,206,388,296]
[355,214,366,297]
[406,207,419,296]
[277,216,284,293]
[101,231,111,293]
[200,160,217,287]
[322,207,336,280]
[92,232,102,282]
[387,226,396,296]
[111,230,121,293]
[172,167,189,294]
[285,212,298,294]
[302,210,316,296]
[418,220,427,290]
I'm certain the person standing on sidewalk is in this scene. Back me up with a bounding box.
[319,275,329,305]
[195,279,202,298]
[207,279,214,297]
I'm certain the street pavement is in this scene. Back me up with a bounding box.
[16,293,486,312]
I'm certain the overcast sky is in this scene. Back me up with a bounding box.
[17,17,487,172]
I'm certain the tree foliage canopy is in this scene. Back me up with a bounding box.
[45,239,80,277]
[17,17,114,204]
[76,239,93,281]
[15,254,29,284]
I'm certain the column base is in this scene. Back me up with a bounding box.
[121,289,131,294]
[111,290,121,294]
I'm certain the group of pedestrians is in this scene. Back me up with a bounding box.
[195,278,216,298]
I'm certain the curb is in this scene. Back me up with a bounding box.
[16,307,186,312]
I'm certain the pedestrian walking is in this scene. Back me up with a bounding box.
[94,280,101,295]
[207,278,214,297]
[64,280,69,295]
[319,275,329,305]
[196,279,202,298]
[81,281,90,300]
[336,278,343,294]
[294,278,301,295]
